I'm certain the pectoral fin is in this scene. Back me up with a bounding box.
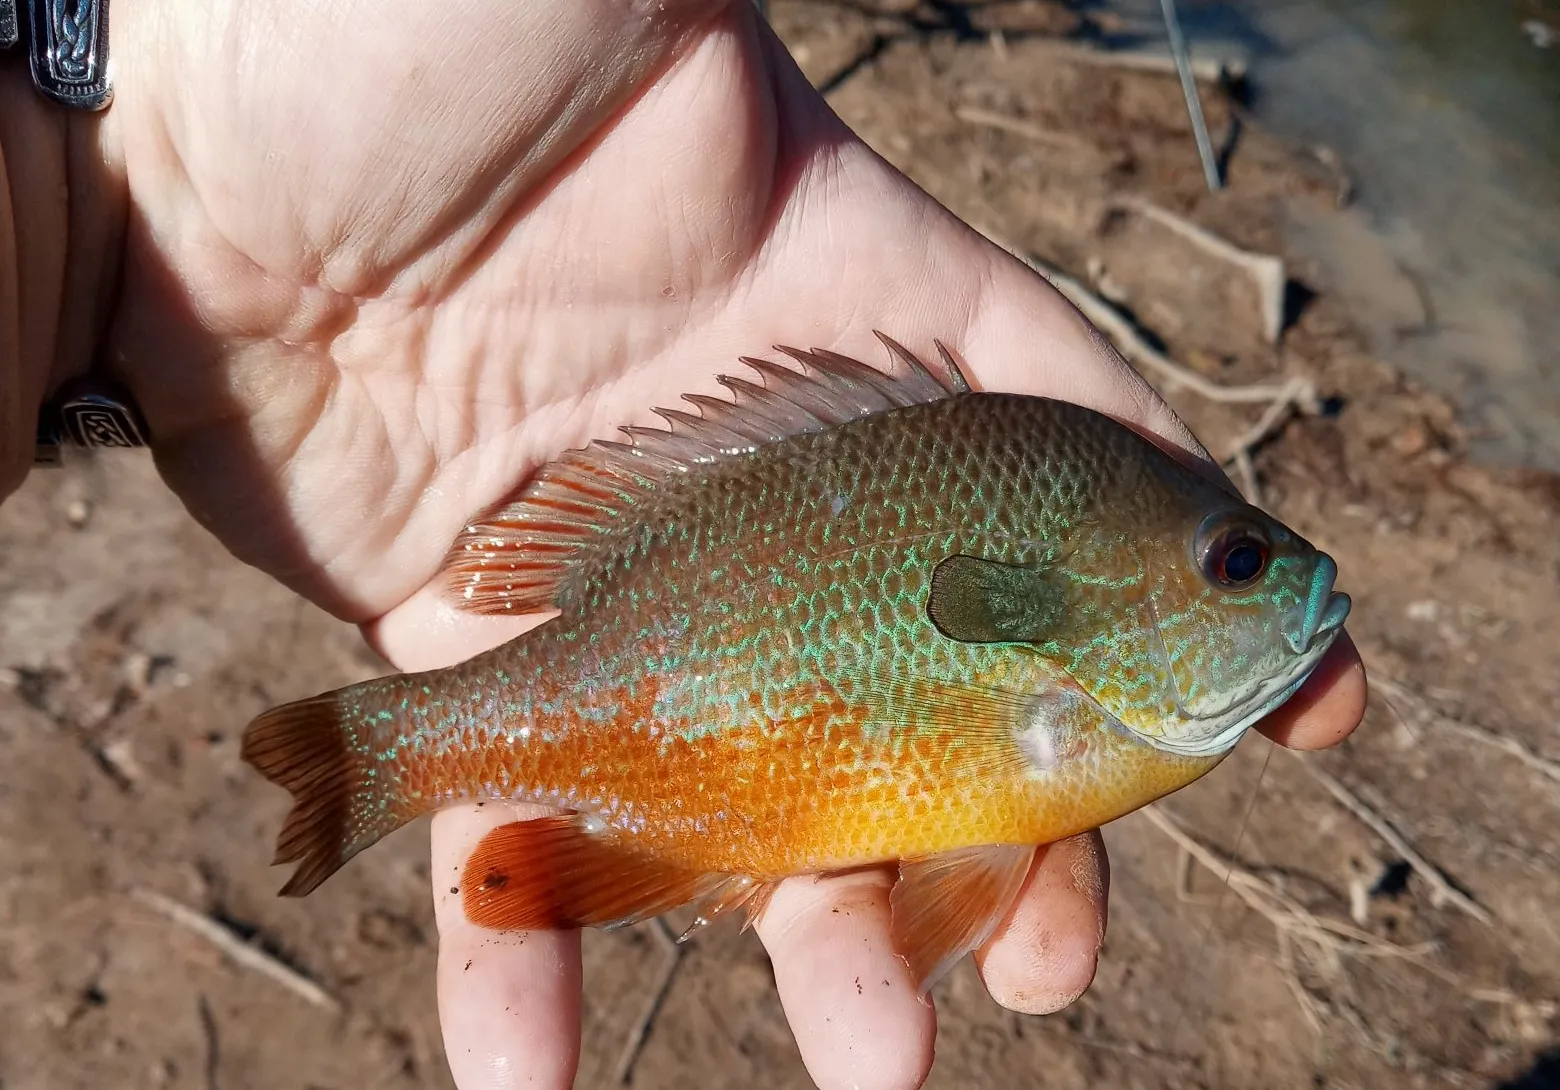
[927,555,1068,644]
[462,815,770,935]
[888,843,1036,996]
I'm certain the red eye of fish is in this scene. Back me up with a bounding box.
[1196,517,1271,590]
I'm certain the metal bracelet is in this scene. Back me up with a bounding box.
[34,376,149,467]
[0,0,17,50]
[3,0,122,466]
[0,0,113,111]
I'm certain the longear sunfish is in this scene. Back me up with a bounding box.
[240,333,1350,992]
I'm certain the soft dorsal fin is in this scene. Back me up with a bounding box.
[442,332,972,615]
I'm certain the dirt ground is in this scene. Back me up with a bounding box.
[4,3,1559,1089]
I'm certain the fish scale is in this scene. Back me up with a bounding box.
[240,334,1349,994]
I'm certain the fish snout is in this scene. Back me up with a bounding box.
[1284,555,1351,655]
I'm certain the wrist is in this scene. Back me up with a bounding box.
[0,57,127,497]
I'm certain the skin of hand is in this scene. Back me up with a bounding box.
[0,3,1368,1088]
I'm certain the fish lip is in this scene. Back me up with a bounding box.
[1286,556,1351,655]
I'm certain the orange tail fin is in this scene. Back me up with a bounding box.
[240,691,419,897]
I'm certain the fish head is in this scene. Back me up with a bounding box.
[1064,486,1351,760]
[924,397,1351,762]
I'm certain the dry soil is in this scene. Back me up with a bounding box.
[4,4,1558,1089]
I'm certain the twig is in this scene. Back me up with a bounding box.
[954,105,1101,154]
[1275,928,1323,1034]
[131,888,341,1011]
[1142,807,1527,1007]
[1218,377,1315,456]
[1217,375,1318,501]
[198,995,221,1090]
[1231,449,1262,506]
[976,228,1319,503]
[1284,755,1495,926]
[1158,0,1222,192]
[1373,678,1560,789]
[1116,197,1289,344]
[995,244,1292,404]
[1072,1034,1198,1071]
[613,917,683,1085]
[1145,807,1410,958]
[1027,37,1246,83]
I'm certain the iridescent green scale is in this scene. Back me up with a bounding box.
[242,335,1347,950]
[423,395,1166,864]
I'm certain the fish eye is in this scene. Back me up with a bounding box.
[1195,515,1271,590]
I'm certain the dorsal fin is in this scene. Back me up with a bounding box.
[442,332,972,615]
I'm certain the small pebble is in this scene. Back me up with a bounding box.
[99,737,144,785]
[1345,856,1386,926]
[1405,599,1439,622]
[1391,421,1430,458]
[65,497,93,528]
[122,651,154,695]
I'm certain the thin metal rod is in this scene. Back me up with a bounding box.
[1158,0,1223,192]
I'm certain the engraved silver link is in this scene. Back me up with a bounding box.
[24,0,112,110]
[34,377,149,467]
[1,0,19,50]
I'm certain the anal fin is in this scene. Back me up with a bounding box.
[889,844,1036,996]
[461,815,759,934]
[677,874,779,941]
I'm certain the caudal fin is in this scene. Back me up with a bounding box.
[240,691,416,897]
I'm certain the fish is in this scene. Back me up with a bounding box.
[239,332,1350,994]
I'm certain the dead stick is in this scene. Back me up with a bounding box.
[1144,807,1529,1005]
[1158,0,1223,192]
[954,105,1104,155]
[131,888,341,1011]
[198,995,222,1090]
[1286,756,1495,926]
[1374,678,1560,789]
[1437,722,1560,788]
[1117,197,1288,344]
[1218,375,1317,503]
[613,917,684,1084]
[1232,449,1262,506]
[1026,37,1245,82]
[997,245,1292,404]
[1219,377,1313,459]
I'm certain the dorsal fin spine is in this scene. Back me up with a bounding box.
[442,335,972,616]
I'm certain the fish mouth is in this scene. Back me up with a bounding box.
[1137,556,1352,761]
[1285,555,1352,656]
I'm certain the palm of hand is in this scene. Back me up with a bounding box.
[98,3,1364,1088]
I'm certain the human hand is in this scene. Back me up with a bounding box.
[3,2,1367,1087]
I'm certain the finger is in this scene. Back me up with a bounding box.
[363,582,555,672]
[1256,631,1369,751]
[433,802,582,1090]
[753,869,936,1090]
[974,832,1108,1015]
